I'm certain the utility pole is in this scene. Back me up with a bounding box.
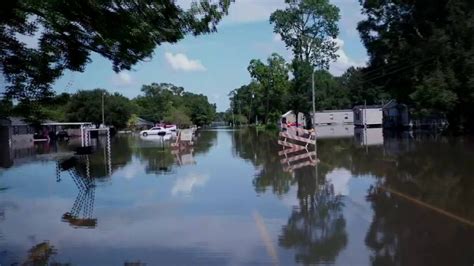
[312,70,316,130]
[102,92,105,127]
[364,100,367,129]
[232,101,235,127]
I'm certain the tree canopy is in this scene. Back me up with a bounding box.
[357,0,474,129]
[133,82,216,126]
[1,0,232,100]
[66,89,132,128]
[270,0,340,124]
[270,0,340,69]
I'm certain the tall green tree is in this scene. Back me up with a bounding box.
[1,0,232,101]
[247,53,290,123]
[133,83,176,122]
[182,92,216,126]
[270,0,340,124]
[270,0,340,68]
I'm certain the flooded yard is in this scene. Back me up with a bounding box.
[0,128,473,265]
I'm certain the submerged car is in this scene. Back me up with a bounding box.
[140,126,176,137]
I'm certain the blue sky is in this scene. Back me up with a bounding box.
[51,1,367,111]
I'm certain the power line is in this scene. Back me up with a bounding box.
[360,56,437,79]
[360,57,437,85]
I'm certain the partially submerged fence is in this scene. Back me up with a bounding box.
[278,127,318,173]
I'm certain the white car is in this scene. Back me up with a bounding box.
[140,126,176,137]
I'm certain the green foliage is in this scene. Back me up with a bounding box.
[409,68,458,116]
[268,0,340,125]
[1,0,232,101]
[0,99,13,118]
[182,92,216,126]
[357,0,474,130]
[133,82,216,127]
[66,89,132,128]
[247,53,290,123]
[338,67,387,106]
[270,0,340,69]
[164,107,192,128]
[234,114,248,125]
[288,59,313,118]
[229,53,290,125]
[133,83,177,122]
[126,114,140,131]
[313,70,350,110]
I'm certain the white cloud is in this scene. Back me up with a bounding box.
[111,71,134,87]
[165,52,207,72]
[223,0,285,24]
[171,173,209,196]
[329,38,367,76]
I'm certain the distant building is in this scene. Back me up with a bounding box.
[311,110,353,125]
[0,117,35,147]
[353,105,383,127]
[382,100,410,129]
[281,111,305,129]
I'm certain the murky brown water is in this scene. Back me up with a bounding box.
[0,128,473,265]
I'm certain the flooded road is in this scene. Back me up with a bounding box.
[0,128,473,265]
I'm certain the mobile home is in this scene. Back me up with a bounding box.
[311,110,353,125]
[353,105,383,127]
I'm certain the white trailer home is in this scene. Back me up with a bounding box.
[353,105,383,127]
[311,110,354,125]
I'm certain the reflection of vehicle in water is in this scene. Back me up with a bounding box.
[140,125,177,139]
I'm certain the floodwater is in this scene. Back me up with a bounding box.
[0,128,473,265]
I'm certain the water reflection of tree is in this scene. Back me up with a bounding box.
[233,128,474,264]
[193,130,217,155]
[18,241,70,265]
[133,130,217,175]
[365,186,474,266]
[234,128,355,196]
[279,167,348,265]
[232,128,294,195]
[362,137,474,266]
[134,147,176,175]
[72,136,133,179]
[23,242,58,265]
[232,128,349,264]
[353,136,474,220]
